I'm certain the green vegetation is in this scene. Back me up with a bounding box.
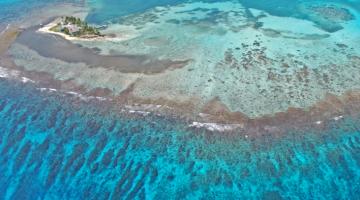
[63,27,70,35]
[51,16,103,38]
[49,24,61,32]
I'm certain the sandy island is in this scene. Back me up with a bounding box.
[38,18,126,42]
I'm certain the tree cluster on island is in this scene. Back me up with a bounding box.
[50,16,103,38]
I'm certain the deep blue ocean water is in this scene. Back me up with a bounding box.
[1,0,360,199]
[1,78,360,199]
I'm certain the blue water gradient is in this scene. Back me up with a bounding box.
[85,0,185,24]
[0,0,71,23]
[1,0,360,199]
[85,0,360,32]
[1,79,360,199]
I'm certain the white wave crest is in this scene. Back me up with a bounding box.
[189,122,243,132]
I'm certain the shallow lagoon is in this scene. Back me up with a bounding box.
[10,0,360,118]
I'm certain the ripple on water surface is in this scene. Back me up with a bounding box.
[1,79,360,199]
[1,0,360,199]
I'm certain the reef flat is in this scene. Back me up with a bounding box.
[2,1,359,130]
[1,0,360,199]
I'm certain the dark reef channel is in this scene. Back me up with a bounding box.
[14,27,189,74]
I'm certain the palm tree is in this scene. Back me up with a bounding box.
[63,27,70,35]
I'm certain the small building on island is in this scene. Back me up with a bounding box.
[49,16,103,38]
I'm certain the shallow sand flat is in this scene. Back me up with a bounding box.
[71,1,360,117]
[4,1,360,120]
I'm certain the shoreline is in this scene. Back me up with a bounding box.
[36,17,133,42]
[38,18,128,42]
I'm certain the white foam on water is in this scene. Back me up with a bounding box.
[0,68,9,78]
[125,104,164,112]
[333,115,343,121]
[37,88,58,93]
[189,122,243,132]
[66,91,79,95]
[198,113,211,118]
[129,110,151,116]
[21,77,35,83]
[36,88,111,102]
[95,97,108,101]
[65,91,112,102]
[0,66,21,79]
[315,121,322,125]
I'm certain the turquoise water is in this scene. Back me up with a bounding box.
[1,78,360,199]
[85,0,360,32]
[85,0,185,24]
[1,0,360,199]
[0,0,80,24]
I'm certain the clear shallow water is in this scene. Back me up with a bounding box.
[65,0,360,117]
[85,0,186,24]
[1,0,360,199]
[85,0,360,32]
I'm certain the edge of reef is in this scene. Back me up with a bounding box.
[1,12,359,135]
[1,60,359,136]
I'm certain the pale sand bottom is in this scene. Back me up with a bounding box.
[68,1,360,118]
[0,27,359,133]
[6,27,360,124]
